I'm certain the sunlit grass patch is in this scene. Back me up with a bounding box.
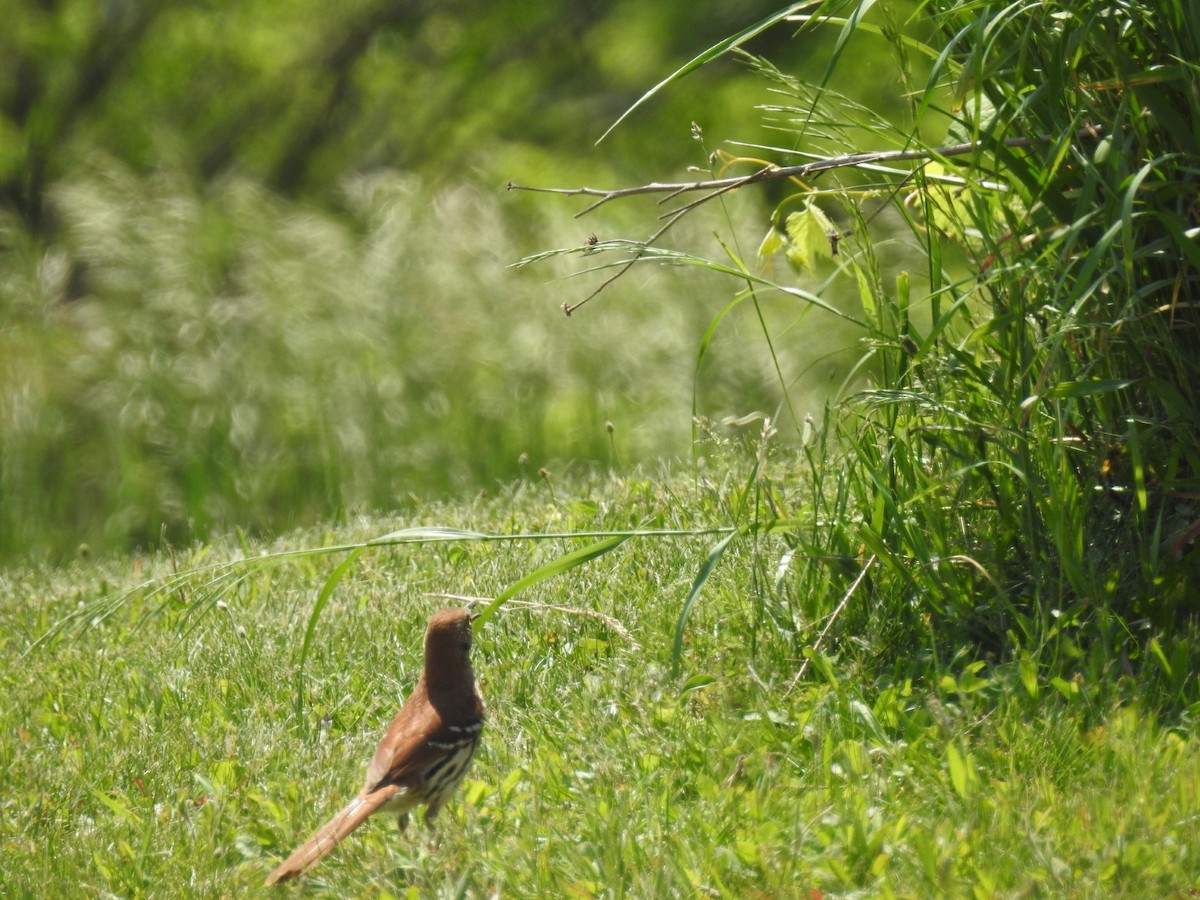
[3,473,1199,895]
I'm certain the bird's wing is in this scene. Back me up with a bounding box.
[363,709,446,790]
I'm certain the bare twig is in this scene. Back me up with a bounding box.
[509,126,1104,313]
[508,126,1104,212]
[563,204,691,315]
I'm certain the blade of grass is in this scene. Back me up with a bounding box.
[596,2,817,144]
[671,530,740,676]
[295,547,364,724]
[472,534,636,629]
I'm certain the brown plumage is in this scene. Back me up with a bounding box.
[265,607,484,884]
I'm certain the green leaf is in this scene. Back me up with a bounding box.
[1043,379,1136,399]
[1128,420,1148,514]
[370,526,490,545]
[802,646,839,689]
[784,201,837,273]
[854,261,877,327]
[680,674,718,695]
[90,789,141,826]
[573,637,610,659]
[1018,653,1039,700]
[756,225,785,262]
[735,839,761,867]
[1050,676,1079,699]
[943,664,988,694]
[500,768,523,803]
[1148,637,1172,679]
[947,743,971,799]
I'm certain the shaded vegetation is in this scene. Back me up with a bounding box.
[0,0,816,230]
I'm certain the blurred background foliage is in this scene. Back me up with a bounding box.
[0,0,915,561]
[0,0,884,223]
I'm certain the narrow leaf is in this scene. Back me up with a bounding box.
[1044,378,1135,399]
[296,547,364,722]
[1018,653,1039,700]
[671,531,740,674]
[90,789,141,825]
[947,743,969,799]
[1148,637,1172,679]
[370,527,490,544]
[597,2,815,143]
[680,674,718,695]
[472,534,635,628]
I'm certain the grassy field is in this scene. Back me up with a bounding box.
[3,469,1198,897]
[4,2,1198,896]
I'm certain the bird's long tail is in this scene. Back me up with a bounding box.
[264,788,398,884]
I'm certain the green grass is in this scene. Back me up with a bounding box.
[3,470,1198,897]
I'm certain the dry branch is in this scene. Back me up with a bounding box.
[509,125,1104,314]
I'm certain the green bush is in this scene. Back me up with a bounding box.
[533,0,1199,691]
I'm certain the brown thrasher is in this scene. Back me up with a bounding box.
[265,607,484,884]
